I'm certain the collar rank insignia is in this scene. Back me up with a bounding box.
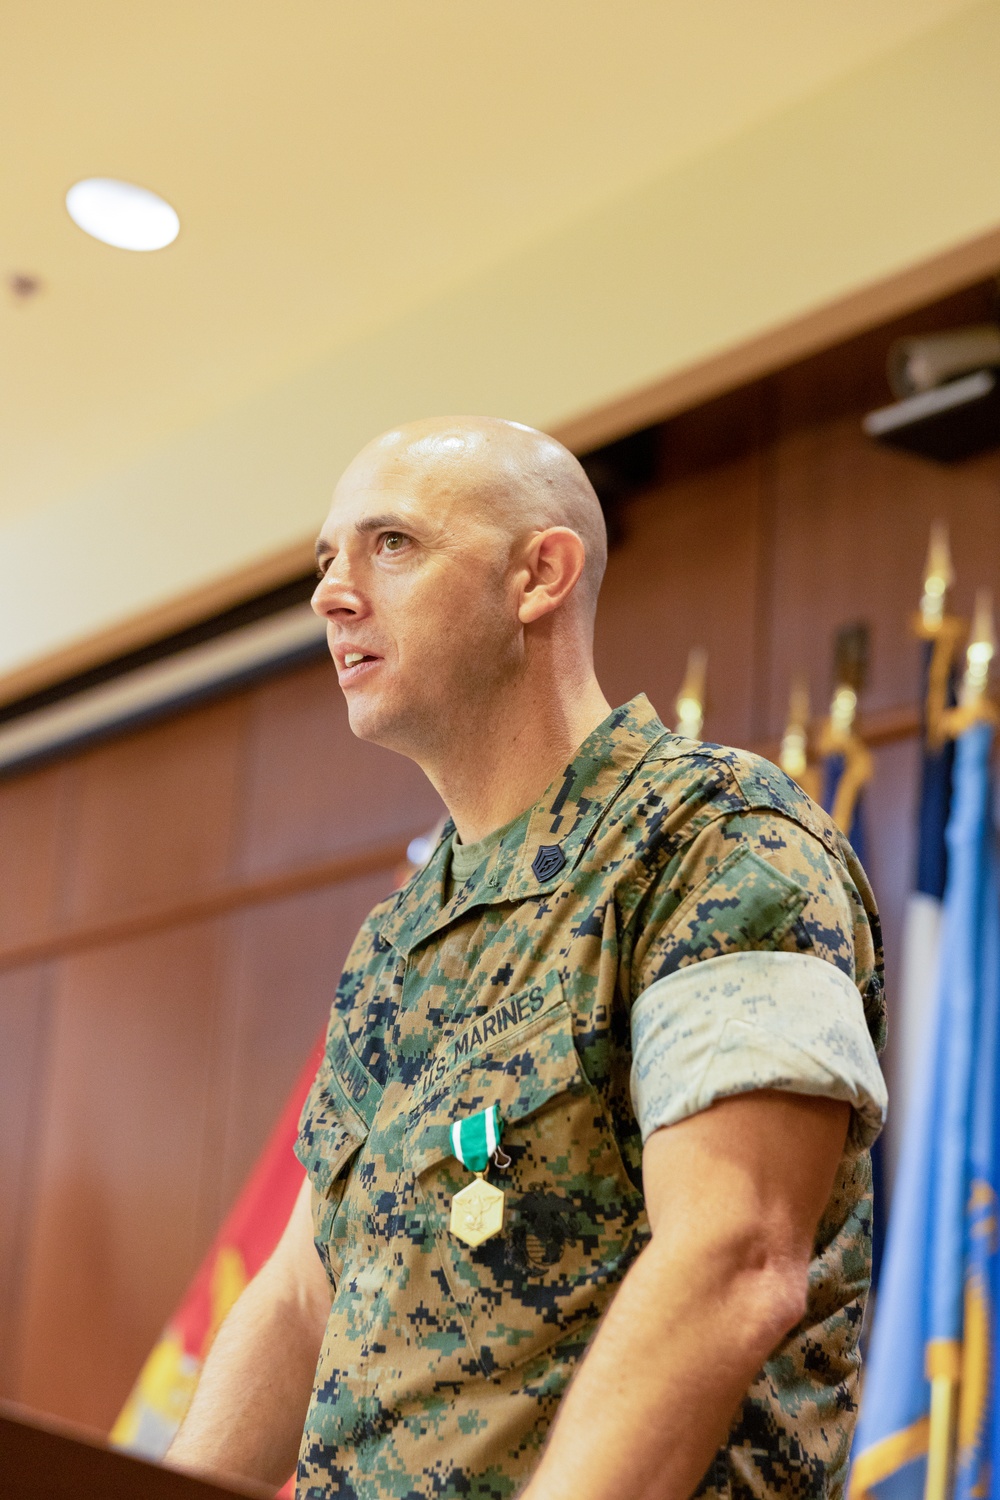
[531,844,566,881]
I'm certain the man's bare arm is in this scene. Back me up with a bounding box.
[166,1175,330,1493]
[521,1089,851,1500]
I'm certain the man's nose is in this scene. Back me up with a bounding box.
[311,560,366,620]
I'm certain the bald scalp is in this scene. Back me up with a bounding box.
[348,415,608,617]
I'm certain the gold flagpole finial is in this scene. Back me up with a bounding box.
[962,589,995,706]
[919,521,955,634]
[914,523,966,746]
[779,679,810,780]
[779,678,820,800]
[829,683,859,738]
[675,648,707,739]
[817,625,872,835]
[940,588,998,737]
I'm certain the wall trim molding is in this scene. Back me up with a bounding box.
[0,539,319,712]
[0,835,410,975]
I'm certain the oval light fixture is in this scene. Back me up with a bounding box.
[65,177,179,252]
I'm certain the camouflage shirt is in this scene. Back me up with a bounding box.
[294,695,887,1500]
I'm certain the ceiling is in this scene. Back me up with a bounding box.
[0,0,982,528]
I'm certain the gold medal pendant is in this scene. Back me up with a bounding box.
[449,1172,505,1247]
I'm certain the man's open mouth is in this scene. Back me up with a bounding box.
[339,651,381,680]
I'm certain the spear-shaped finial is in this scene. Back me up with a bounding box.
[961,589,996,706]
[829,684,858,737]
[915,522,965,746]
[675,648,707,739]
[779,679,810,780]
[919,521,955,633]
[779,677,821,799]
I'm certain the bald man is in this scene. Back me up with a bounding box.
[169,417,887,1500]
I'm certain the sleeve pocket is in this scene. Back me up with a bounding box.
[295,1052,369,1196]
[652,845,808,980]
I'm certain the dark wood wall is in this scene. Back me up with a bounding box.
[3,279,999,1436]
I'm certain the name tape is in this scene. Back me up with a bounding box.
[415,986,551,1101]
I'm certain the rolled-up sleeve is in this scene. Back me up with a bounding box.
[630,948,887,1155]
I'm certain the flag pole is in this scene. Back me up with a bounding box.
[925,1344,961,1500]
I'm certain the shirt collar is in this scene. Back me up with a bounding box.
[378,694,669,956]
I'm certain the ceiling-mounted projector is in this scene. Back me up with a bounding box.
[863,323,1000,463]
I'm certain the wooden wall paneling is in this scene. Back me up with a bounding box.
[0,762,76,952]
[929,448,1000,635]
[758,281,1000,740]
[594,390,765,750]
[62,698,249,930]
[767,282,997,439]
[764,416,921,732]
[763,406,1000,741]
[234,660,444,882]
[201,873,399,1240]
[0,964,54,1400]
[15,922,228,1435]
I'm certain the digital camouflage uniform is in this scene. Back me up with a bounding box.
[295,695,887,1500]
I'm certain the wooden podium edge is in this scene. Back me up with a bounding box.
[0,1400,273,1500]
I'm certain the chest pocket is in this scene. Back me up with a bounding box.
[403,993,647,1374]
[295,1017,381,1285]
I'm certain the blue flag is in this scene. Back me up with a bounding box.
[850,721,1000,1500]
[892,643,956,1193]
[915,641,957,903]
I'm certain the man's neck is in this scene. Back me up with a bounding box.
[426,673,612,845]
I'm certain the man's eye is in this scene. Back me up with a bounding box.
[381,532,407,552]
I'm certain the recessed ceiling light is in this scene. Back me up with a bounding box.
[66,178,179,252]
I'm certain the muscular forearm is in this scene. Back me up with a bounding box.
[521,1225,805,1500]
[167,1260,328,1493]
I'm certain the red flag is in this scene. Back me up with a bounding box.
[111,1034,323,1491]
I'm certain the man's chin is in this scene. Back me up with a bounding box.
[344,694,384,743]
[344,693,410,753]
[343,691,446,762]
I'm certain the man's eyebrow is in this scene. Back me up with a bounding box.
[354,512,412,535]
[315,513,414,565]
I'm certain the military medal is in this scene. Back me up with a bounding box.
[449,1105,506,1247]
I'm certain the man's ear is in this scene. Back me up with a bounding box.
[517,528,586,625]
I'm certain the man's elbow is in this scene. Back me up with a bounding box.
[737,1253,810,1361]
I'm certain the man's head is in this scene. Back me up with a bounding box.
[312,415,607,760]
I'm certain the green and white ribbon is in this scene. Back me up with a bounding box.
[451,1105,503,1174]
